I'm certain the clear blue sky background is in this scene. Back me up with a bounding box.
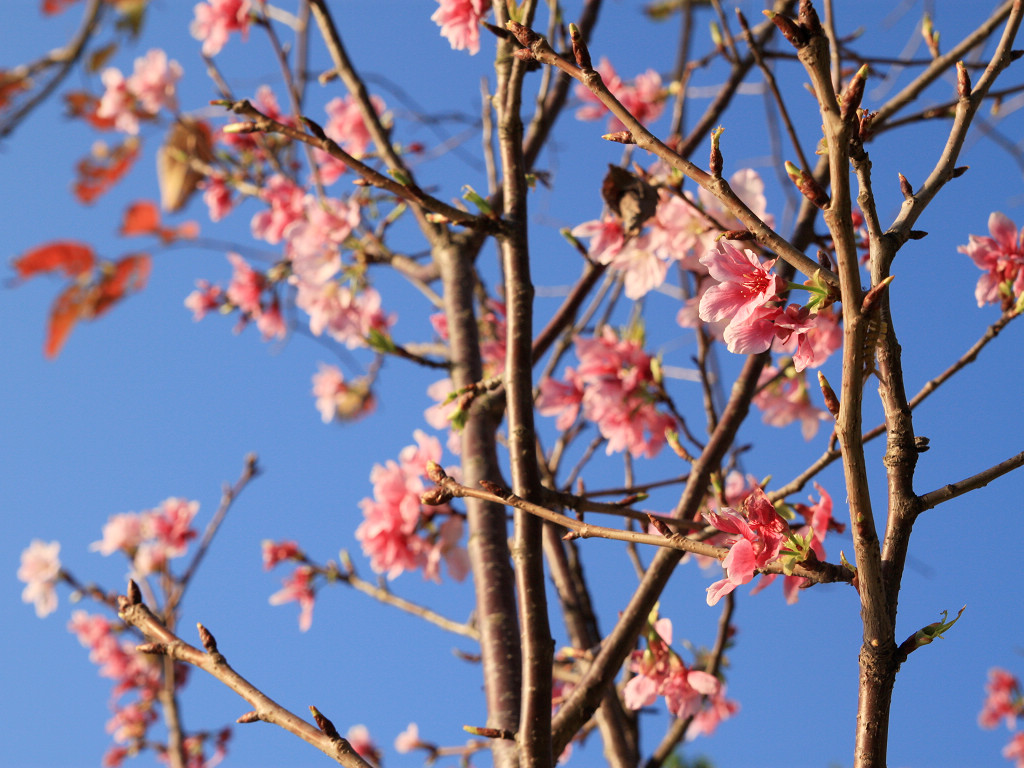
[4,2,1024,767]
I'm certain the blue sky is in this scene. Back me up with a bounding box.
[4,1,1024,767]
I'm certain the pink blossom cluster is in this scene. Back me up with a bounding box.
[67,611,165,765]
[313,94,389,184]
[191,0,251,57]
[572,170,772,300]
[356,431,469,582]
[703,487,789,605]
[431,0,489,55]
[698,241,840,370]
[311,364,375,423]
[959,212,1024,309]
[980,668,1024,767]
[750,483,839,604]
[18,539,62,617]
[752,366,830,440]
[96,49,182,135]
[268,565,316,632]
[574,57,665,132]
[622,614,738,735]
[184,253,285,341]
[91,497,199,577]
[537,326,676,458]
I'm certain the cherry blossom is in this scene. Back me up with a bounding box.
[573,57,664,131]
[980,668,1022,730]
[18,539,61,617]
[268,565,316,631]
[294,281,393,349]
[958,212,1024,308]
[1005,732,1024,768]
[184,280,223,321]
[96,50,182,135]
[698,240,784,326]
[539,327,675,458]
[394,723,422,753]
[356,431,467,581]
[311,363,374,423]
[262,540,301,570]
[431,0,489,56]
[200,176,233,222]
[251,175,306,244]
[346,725,381,765]
[752,367,829,441]
[703,487,789,605]
[570,216,625,264]
[191,0,251,57]
[315,94,388,184]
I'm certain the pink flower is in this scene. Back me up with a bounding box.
[251,175,306,244]
[958,212,1024,308]
[574,58,663,131]
[191,0,251,57]
[262,540,301,570]
[980,668,1022,730]
[394,723,422,753]
[1004,732,1024,767]
[269,565,316,631]
[346,725,381,764]
[125,49,182,115]
[311,363,374,423]
[431,0,488,56]
[423,516,470,583]
[146,498,199,559]
[562,327,675,458]
[537,368,584,431]
[201,176,233,222]
[316,95,387,184]
[91,512,145,556]
[753,367,829,441]
[570,216,625,264]
[774,304,842,371]
[689,687,740,738]
[295,281,393,349]
[699,240,784,326]
[18,540,61,617]
[604,235,669,299]
[256,297,286,340]
[704,487,789,605]
[225,253,265,316]
[286,196,361,285]
[696,169,773,253]
[185,280,223,321]
[96,68,138,134]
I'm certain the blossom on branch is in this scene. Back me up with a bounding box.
[959,212,1024,309]
[191,0,251,57]
[269,565,316,632]
[431,0,489,56]
[96,49,182,135]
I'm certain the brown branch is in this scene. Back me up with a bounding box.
[917,450,1024,511]
[117,592,374,768]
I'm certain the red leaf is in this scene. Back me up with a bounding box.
[74,138,140,204]
[93,254,151,317]
[120,200,161,237]
[42,0,80,15]
[12,241,95,280]
[45,284,88,358]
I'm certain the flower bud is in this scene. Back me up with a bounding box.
[957,61,971,99]
[785,161,830,209]
[817,371,840,417]
[569,23,592,69]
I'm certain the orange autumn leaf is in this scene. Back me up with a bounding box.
[120,200,162,237]
[93,254,151,316]
[12,241,96,280]
[74,138,140,204]
[45,283,89,358]
[38,254,152,358]
[120,200,199,243]
[42,0,80,15]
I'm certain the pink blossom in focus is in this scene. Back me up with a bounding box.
[191,0,251,57]
[394,723,421,753]
[703,487,789,605]
[431,0,488,55]
[269,565,316,631]
[958,212,1024,308]
[18,540,61,617]
[698,240,784,326]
